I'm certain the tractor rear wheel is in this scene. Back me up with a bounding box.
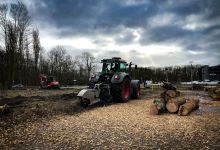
[131,82,141,99]
[111,77,131,102]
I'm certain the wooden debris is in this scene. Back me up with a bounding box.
[208,85,220,100]
[166,90,180,98]
[149,99,165,115]
[160,90,180,103]
[178,98,199,116]
[160,81,176,91]
[166,97,186,113]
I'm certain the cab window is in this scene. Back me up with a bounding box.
[119,63,126,71]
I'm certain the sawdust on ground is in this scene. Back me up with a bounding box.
[1,92,220,149]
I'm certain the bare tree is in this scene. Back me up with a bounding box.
[24,36,31,85]
[0,1,31,88]
[75,55,84,77]
[48,46,66,74]
[16,2,30,83]
[5,22,18,88]
[32,27,41,84]
[81,52,95,78]
[47,46,78,84]
[0,46,6,88]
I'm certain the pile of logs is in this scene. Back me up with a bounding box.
[150,81,199,116]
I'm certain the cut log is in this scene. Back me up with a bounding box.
[149,99,166,115]
[178,98,199,116]
[166,90,178,98]
[161,90,180,102]
[166,97,186,113]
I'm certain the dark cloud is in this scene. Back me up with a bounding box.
[31,0,220,36]
[141,26,193,44]
[30,0,160,36]
[205,0,220,19]
[166,0,207,16]
[21,0,220,66]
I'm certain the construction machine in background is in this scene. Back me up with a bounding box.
[77,57,140,107]
[39,74,60,89]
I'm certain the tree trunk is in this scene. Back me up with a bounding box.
[149,99,166,115]
[178,98,199,116]
[166,97,186,113]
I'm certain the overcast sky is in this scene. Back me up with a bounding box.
[8,0,220,66]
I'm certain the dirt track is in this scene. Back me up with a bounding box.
[0,90,220,149]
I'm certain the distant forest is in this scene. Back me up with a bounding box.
[0,1,205,89]
[0,1,96,89]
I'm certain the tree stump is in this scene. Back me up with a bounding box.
[166,97,186,113]
[178,98,199,116]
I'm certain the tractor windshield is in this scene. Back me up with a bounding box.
[102,62,126,73]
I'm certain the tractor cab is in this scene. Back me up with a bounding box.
[101,57,127,74]
[89,57,128,84]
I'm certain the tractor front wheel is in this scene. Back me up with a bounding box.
[111,77,131,102]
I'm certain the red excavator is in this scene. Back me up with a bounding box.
[39,74,60,89]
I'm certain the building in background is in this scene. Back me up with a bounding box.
[202,65,220,81]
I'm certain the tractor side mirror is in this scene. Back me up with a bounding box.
[135,65,138,69]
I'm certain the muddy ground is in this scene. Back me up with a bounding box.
[0,88,220,149]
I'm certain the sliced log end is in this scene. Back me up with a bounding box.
[178,105,189,116]
[178,105,183,115]
[166,102,178,113]
[181,109,189,116]
[149,105,159,115]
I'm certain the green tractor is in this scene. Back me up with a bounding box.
[77,57,140,107]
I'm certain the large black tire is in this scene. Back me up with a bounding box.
[131,82,141,99]
[111,77,131,102]
[99,88,112,103]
